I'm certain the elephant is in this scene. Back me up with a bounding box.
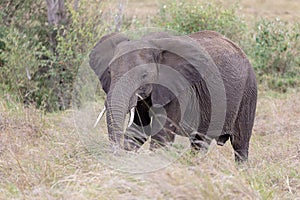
[89,30,257,162]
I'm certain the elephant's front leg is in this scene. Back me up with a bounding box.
[150,121,176,150]
[124,124,149,151]
[149,100,180,150]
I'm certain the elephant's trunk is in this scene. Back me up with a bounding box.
[105,65,158,150]
[105,80,138,149]
[105,101,122,148]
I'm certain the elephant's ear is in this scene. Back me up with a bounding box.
[149,36,204,107]
[99,68,111,93]
[151,84,176,106]
[89,33,129,93]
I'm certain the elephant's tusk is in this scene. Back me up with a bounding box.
[136,93,144,100]
[128,107,135,127]
[93,106,106,128]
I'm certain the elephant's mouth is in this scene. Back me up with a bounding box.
[94,88,152,129]
[128,93,153,128]
[136,93,147,101]
[127,93,149,127]
[94,100,137,129]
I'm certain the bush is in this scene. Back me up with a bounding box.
[154,0,247,43]
[0,0,123,111]
[249,19,300,92]
[1,0,300,112]
[0,0,48,98]
[0,27,44,98]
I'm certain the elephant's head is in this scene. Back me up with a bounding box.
[89,32,208,149]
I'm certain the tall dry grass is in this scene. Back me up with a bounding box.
[1,90,299,199]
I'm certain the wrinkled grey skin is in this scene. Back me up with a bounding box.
[89,31,257,162]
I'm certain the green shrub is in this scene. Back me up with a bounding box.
[249,19,300,92]
[1,0,300,111]
[0,27,42,98]
[0,0,118,111]
[0,0,48,99]
[154,0,247,42]
[35,1,108,111]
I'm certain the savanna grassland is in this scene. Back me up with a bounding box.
[127,0,300,22]
[1,0,300,199]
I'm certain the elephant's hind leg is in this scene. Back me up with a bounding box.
[231,89,257,162]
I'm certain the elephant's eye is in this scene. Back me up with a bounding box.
[142,73,147,79]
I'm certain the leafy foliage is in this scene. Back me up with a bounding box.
[155,0,247,42]
[0,0,116,111]
[0,0,48,99]
[1,0,300,111]
[249,19,300,92]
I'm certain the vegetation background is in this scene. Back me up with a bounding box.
[0,0,299,199]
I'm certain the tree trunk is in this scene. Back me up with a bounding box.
[73,0,79,11]
[46,0,67,52]
[46,0,66,26]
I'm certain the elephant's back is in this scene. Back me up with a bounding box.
[189,30,251,85]
[188,30,247,59]
[189,30,250,88]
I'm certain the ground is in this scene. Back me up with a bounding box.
[1,0,300,199]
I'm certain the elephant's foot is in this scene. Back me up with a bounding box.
[124,125,149,151]
[149,131,175,150]
[149,139,168,150]
[189,132,210,153]
[190,141,209,155]
[233,149,248,163]
[124,135,147,151]
[230,133,250,163]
